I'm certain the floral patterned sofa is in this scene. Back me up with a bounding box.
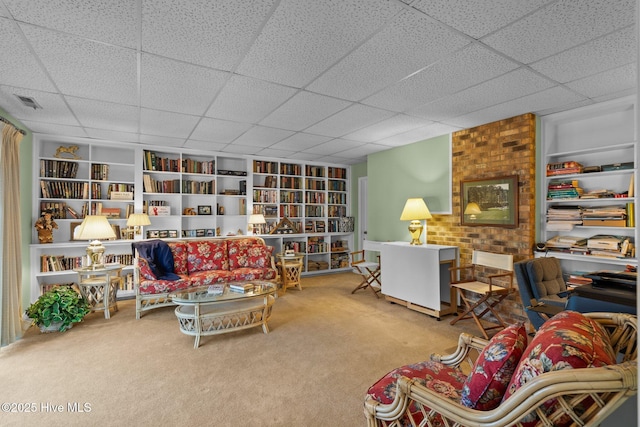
[364,311,637,426]
[132,236,278,319]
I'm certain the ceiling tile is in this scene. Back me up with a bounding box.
[141,0,276,70]
[363,44,519,112]
[0,19,56,92]
[408,68,555,120]
[375,123,459,147]
[84,128,140,144]
[220,144,263,155]
[483,0,636,63]
[566,62,636,99]
[530,26,636,83]
[20,25,137,104]
[306,9,470,101]
[327,142,390,159]
[139,133,187,148]
[230,125,294,147]
[66,97,140,133]
[343,114,432,143]
[206,75,297,123]
[139,108,199,139]
[182,139,228,152]
[304,138,365,155]
[20,120,87,138]
[412,0,554,39]
[259,91,352,131]
[254,147,297,159]
[141,53,229,115]
[270,133,332,151]
[0,86,78,125]
[236,0,402,87]
[305,104,396,137]
[442,86,588,128]
[188,117,252,144]
[4,0,138,48]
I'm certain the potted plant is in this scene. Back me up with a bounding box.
[25,286,91,332]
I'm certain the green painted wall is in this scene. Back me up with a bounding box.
[367,134,451,243]
[0,108,32,308]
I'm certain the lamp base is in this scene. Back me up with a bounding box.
[86,240,106,270]
[407,220,424,245]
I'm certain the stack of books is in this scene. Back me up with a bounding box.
[229,283,254,293]
[587,234,631,258]
[545,235,588,254]
[546,161,583,176]
[546,205,583,230]
[581,206,627,226]
[547,180,583,199]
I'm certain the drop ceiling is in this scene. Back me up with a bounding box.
[0,0,636,165]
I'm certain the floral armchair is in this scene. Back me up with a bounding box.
[364,311,637,427]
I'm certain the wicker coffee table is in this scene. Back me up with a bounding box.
[170,281,276,348]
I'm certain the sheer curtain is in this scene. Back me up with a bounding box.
[1,123,24,346]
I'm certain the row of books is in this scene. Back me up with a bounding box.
[91,163,109,180]
[328,180,346,191]
[547,179,626,200]
[305,191,326,204]
[546,204,634,230]
[253,189,278,203]
[40,180,89,199]
[330,252,350,269]
[328,193,347,204]
[305,220,326,233]
[327,167,347,179]
[305,205,325,217]
[253,160,278,174]
[40,159,78,178]
[305,178,326,190]
[546,161,583,176]
[182,158,215,175]
[307,236,328,253]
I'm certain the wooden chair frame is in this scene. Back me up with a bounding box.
[449,251,514,339]
[350,250,381,298]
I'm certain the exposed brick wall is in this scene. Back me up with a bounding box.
[427,113,537,327]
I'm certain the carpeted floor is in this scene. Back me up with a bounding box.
[0,272,480,426]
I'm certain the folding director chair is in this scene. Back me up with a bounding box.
[449,250,514,339]
[350,250,381,298]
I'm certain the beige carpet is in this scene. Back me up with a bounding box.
[0,273,480,426]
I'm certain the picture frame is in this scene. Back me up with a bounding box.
[147,230,159,239]
[168,230,178,238]
[460,175,518,228]
[198,205,211,215]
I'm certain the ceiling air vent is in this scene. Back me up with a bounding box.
[15,95,42,110]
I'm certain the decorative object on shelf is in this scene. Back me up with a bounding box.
[183,207,196,215]
[198,205,211,215]
[248,213,266,235]
[461,175,518,228]
[400,198,432,245]
[126,213,151,239]
[463,202,482,221]
[75,215,117,270]
[338,216,355,232]
[34,209,58,243]
[54,144,81,160]
[270,216,299,234]
[25,285,90,332]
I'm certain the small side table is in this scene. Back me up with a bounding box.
[74,265,122,319]
[276,253,304,293]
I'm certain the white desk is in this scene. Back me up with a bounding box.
[380,242,459,319]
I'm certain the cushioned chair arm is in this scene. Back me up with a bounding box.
[364,361,637,427]
[429,332,488,369]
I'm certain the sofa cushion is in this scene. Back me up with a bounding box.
[247,245,274,268]
[138,277,191,295]
[188,270,236,287]
[228,238,269,269]
[503,311,617,426]
[526,257,567,304]
[230,267,277,282]
[187,240,229,273]
[137,257,157,280]
[367,360,466,426]
[167,241,188,274]
[461,323,527,410]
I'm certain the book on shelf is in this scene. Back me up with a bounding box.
[101,207,121,218]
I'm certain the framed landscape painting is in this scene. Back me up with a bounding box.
[461,175,518,227]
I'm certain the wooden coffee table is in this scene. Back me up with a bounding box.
[170,281,276,348]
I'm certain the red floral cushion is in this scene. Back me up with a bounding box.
[187,240,228,273]
[137,257,156,280]
[503,311,616,426]
[138,277,191,295]
[228,238,267,269]
[367,360,466,426]
[461,323,527,410]
[167,241,188,274]
[247,245,273,268]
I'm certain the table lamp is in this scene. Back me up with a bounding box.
[248,213,266,235]
[75,215,116,269]
[400,198,432,245]
[126,213,151,239]
[464,202,482,221]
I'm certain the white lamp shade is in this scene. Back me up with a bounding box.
[127,213,151,226]
[400,198,432,221]
[76,215,116,240]
[248,214,266,224]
